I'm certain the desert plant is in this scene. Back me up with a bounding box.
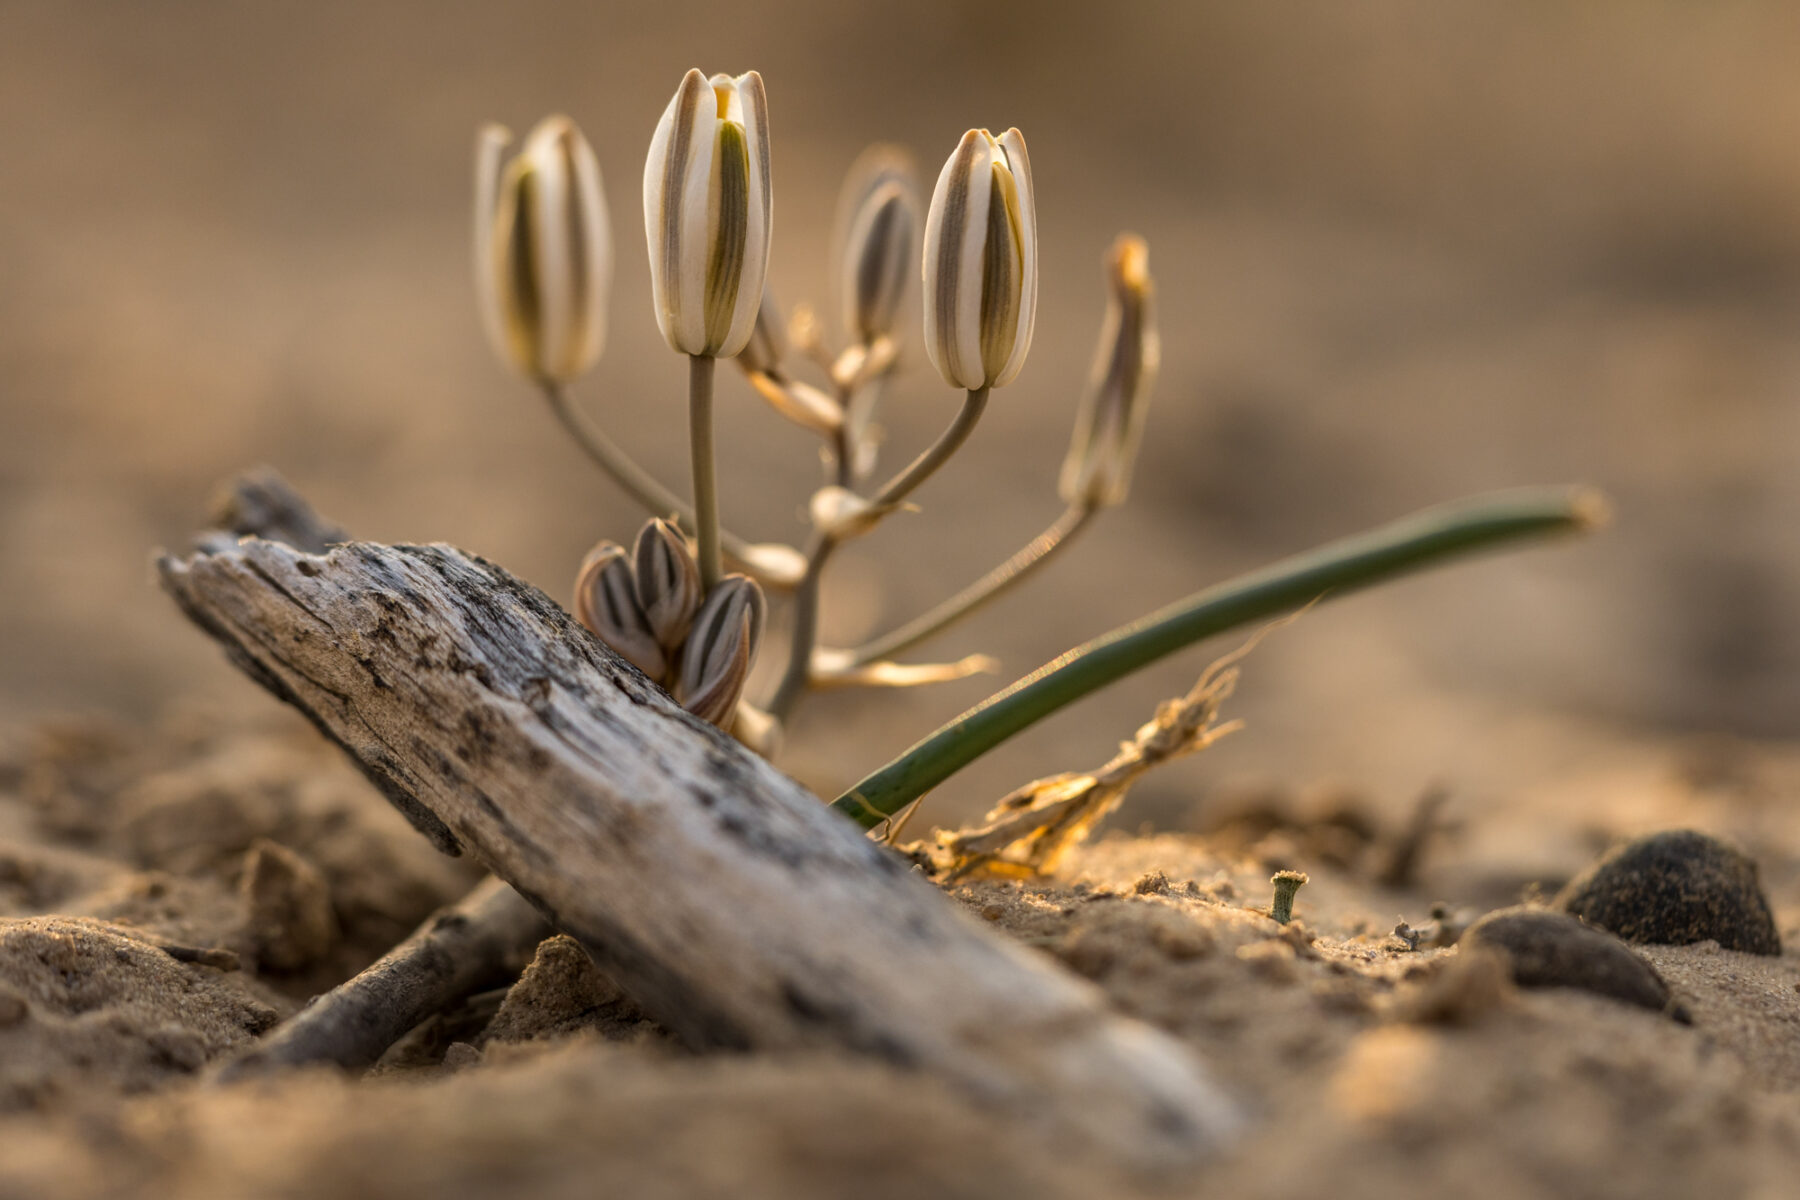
[472,69,1601,830]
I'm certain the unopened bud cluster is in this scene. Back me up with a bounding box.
[574,517,764,728]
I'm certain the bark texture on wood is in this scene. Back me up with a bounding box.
[196,468,548,1078]
[158,528,1241,1164]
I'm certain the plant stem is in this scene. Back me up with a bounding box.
[849,503,1096,667]
[540,381,781,581]
[688,354,721,592]
[868,387,988,510]
[765,387,992,721]
[831,486,1607,829]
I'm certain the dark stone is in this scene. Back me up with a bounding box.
[1553,829,1780,956]
[1462,907,1689,1021]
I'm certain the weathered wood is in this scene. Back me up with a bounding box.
[157,528,1242,1164]
[196,469,549,1078]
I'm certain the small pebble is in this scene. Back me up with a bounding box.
[1554,829,1780,956]
[1462,906,1689,1022]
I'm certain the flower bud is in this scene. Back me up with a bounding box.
[1059,235,1159,509]
[632,517,703,652]
[921,128,1037,392]
[834,145,920,345]
[736,289,787,375]
[676,575,765,727]
[644,69,773,358]
[573,542,665,680]
[474,116,612,383]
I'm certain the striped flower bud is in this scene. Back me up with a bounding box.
[632,517,703,653]
[921,128,1037,392]
[1059,235,1159,509]
[834,145,920,345]
[573,542,665,680]
[643,69,773,358]
[736,289,787,375]
[474,116,612,383]
[676,575,765,727]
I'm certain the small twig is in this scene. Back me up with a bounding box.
[213,876,547,1081]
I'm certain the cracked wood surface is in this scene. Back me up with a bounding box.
[195,470,550,1080]
[158,520,1241,1164]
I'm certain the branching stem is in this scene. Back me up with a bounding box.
[766,387,991,720]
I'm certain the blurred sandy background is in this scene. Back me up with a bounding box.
[5,1,1800,831]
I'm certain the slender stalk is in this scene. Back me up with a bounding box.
[765,531,837,718]
[832,486,1607,829]
[868,387,988,509]
[688,354,721,592]
[539,381,779,580]
[849,503,1096,667]
[765,387,992,720]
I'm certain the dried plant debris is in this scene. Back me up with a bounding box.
[1554,829,1781,956]
[927,638,1255,881]
[1460,907,1690,1022]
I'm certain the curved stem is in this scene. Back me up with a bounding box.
[849,503,1096,667]
[831,486,1607,829]
[765,387,993,721]
[688,355,721,592]
[539,381,779,581]
[765,531,837,719]
[868,387,988,509]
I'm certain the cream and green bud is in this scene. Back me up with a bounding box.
[631,517,703,653]
[1059,234,1159,509]
[834,145,920,345]
[677,575,766,726]
[643,68,773,358]
[573,542,665,680]
[474,116,612,383]
[921,127,1037,391]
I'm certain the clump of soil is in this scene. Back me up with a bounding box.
[481,934,657,1047]
[0,916,279,1110]
[1555,829,1781,954]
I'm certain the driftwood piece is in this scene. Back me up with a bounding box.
[216,875,545,1080]
[157,527,1242,1165]
[198,468,549,1076]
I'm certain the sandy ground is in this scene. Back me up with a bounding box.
[3,699,1800,1198]
[9,2,1800,1195]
